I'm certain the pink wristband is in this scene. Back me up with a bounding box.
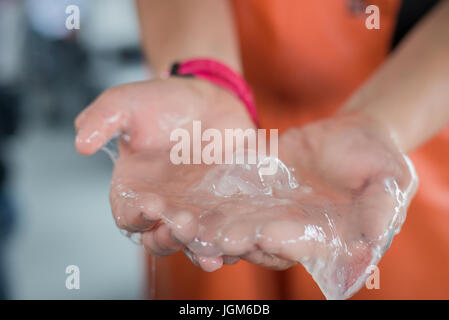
[169,59,259,126]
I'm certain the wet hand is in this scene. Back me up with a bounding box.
[74,78,254,270]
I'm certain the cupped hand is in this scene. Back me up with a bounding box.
[129,112,417,299]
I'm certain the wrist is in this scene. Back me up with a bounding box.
[160,76,255,132]
[340,104,406,153]
[166,58,259,126]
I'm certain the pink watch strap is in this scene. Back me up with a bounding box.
[169,59,259,126]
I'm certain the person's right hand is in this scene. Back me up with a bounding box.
[74,77,255,268]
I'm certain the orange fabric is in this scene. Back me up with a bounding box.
[149,0,449,299]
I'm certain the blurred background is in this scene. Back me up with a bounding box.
[0,0,150,299]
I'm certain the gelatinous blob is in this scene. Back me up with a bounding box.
[108,114,418,300]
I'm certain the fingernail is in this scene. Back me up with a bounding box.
[126,224,149,232]
[142,214,155,223]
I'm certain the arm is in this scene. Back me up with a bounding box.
[342,0,449,153]
[136,0,241,74]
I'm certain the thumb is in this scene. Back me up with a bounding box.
[74,88,130,156]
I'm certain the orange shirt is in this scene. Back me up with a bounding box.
[150,0,449,299]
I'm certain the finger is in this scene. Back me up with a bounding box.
[222,255,240,265]
[163,209,199,245]
[142,224,183,257]
[110,185,166,232]
[196,255,223,272]
[242,250,295,270]
[182,248,223,272]
[75,89,129,155]
[257,219,321,262]
[217,218,258,256]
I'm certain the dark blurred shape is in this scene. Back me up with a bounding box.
[0,87,20,300]
[0,89,20,137]
[347,0,367,15]
[26,31,90,126]
[0,0,23,300]
[0,188,15,300]
[392,0,441,49]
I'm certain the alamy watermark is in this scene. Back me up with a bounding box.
[65,5,80,30]
[170,121,279,176]
[65,265,80,290]
[365,265,380,289]
[365,5,380,30]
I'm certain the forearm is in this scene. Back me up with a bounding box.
[136,0,241,75]
[342,0,449,153]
